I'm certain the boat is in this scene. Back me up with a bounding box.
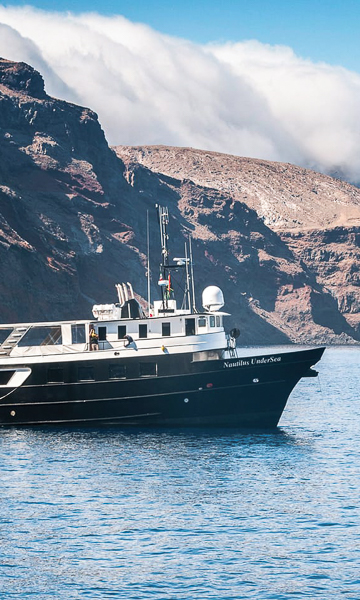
[0,205,324,427]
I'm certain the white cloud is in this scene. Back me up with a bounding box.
[1,6,360,183]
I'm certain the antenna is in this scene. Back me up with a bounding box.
[146,210,151,316]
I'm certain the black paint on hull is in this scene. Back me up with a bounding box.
[0,347,325,428]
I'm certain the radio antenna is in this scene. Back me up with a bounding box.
[146,210,151,316]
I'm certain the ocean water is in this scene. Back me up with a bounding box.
[1,347,360,600]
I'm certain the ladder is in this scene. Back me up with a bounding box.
[0,327,29,356]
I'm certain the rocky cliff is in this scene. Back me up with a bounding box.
[1,58,360,344]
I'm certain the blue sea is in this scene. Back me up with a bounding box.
[1,347,360,600]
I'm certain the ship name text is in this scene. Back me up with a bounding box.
[223,356,282,368]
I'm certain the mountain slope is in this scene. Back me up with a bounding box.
[1,58,360,344]
[116,145,360,230]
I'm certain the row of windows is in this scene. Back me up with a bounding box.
[47,362,157,383]
[12,316,223,348]
[198,316,222,328]
[104,317,221,340]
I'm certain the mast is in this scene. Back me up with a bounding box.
[156,204,170,310]
[155,204,195,314]
[184,241,191,312]
[189,235,196,313]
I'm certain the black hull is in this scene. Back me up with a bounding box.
[0,347,324,428]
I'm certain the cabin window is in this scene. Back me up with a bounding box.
[139,324,148,339]
[209,316,216,328]
[0,329,13,345]
[78,366,94,381]
[162,322,171,337]
[185,318,195,336]
[118,325,127,340]
[198,317,207,328]
[71,324,86,344]
[193,350,221,362]
[109,364,126,379]
[140,362,157,377]
[0,371,13,385]
[18,326,62,347]
[98,326,107,341]
[47,368,64,383]
[216,315,221,327]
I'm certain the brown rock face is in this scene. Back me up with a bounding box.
[1,58,360,344]
[115,145,360,344]
[0,59,47,99]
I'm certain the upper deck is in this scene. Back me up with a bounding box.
[0,311,228,363]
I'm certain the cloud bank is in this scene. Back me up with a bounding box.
[1,6,360,183]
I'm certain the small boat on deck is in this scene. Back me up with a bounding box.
[0,205,324,427]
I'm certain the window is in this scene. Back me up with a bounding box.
[47,368,64,383]
[118,325,127,339]
[185,318,195,336]
[78,367,94,381]
[140,362,157,377]
[0,371,13,385]
[98,326,107,341]
[139,324,148,339]
[162,322,171,337]
[209,316,215,328]
[71,324,85,344]
[193,350,221,362]
[109,364,126,379]
[0,329,13,345]
[216,315,221,327]
[198,317,207,328]
[18,326,62,347]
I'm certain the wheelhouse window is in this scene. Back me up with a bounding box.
[71,324,85,344]
[47,368,64,383]
[216,315,221,327]
[109,364,126,379]
[209,316,216,328]
[198,317,207,328]
[162,322,171,337]
[118,325,127,339]
[78,367,94,381]
[18,326,62,347]
[140,362,157,377]
[139,324,148,339]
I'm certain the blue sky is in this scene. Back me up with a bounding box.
[3,0,360,72]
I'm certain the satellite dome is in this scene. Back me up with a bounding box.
[202,286,225,312]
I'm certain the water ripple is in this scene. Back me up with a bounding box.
[1,348,360,599]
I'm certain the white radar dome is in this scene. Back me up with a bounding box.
[202,286,225,312]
